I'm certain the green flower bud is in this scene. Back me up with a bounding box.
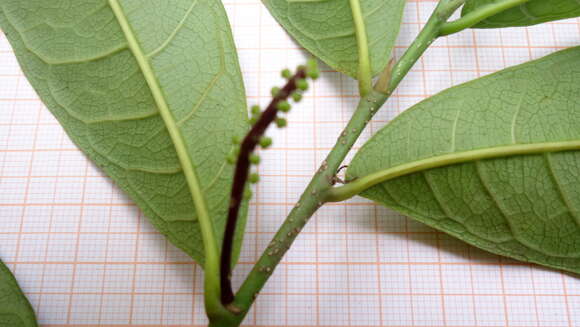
[291,92,303,103]
[250,154,261,165]
[249,173,260,184]
[232,135,242,145]
[251,105,261,115]
[281,69,292,79]
[244,188,253,200]
[276,118,287,128]
[296,79,309,91]
[271,87,281,97]
[260,137,273,148]
[227,153,236,164]
[307,58,319,80]
[308,70,320,80]
[277,101,291,113]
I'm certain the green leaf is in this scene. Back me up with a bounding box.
[348,47,580,274]
[0,0,249,267]
[462,0,580,27]
[263,0,406,78]
[0,260,37,326]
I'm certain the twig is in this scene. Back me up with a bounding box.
[225,2,468,324]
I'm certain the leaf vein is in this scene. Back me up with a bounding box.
[450,109,461,152]
[543,153,580,227]
[146,0,200,58]
[510,88,527,144]
[474,161,522,246]
[177,28,226,127]
[422,171,454,219]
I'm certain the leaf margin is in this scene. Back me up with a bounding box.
[0,259,38,327]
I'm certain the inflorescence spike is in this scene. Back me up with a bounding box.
[221,61,318,307]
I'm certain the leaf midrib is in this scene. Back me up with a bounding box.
[108,0,218,257]
[348,0,371,92]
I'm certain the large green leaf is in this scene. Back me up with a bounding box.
[348,47,580,274]
[462,0,580,28]
[0,0,249,267]
[263,0,406,78]
[0,260,37,326]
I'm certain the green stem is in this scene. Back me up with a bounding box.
[208,1,467,325]
[385,0,466,94]
[325,140,580,203]
[439,0,531,36]
[229,90,389,322]
[349,0,373,96]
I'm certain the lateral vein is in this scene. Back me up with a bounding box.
[146,0,200,58]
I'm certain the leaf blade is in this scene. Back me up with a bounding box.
[0,260,37,327]
[263,0,406,78]
[0,0,249,267]
[348,47,580,274]
[462,0,580,28]
[108,0,220,265]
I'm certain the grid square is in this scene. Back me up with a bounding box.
[256,294,286,325]
[445,295,476,326]
[99,294,132,324]
[348,264,379,294]
[287,294,316,326]
[287,264,317,293]
[506,295,540,327]
[380,264,411,293]
[318,264,349,295]
[382,294,414,326]
[412,295,445,326]
[474,295,507,326]
[319,294,349,325]
[131,294,163,325]
[162,294,194,325]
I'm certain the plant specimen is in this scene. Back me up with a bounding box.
[0,0,579,326]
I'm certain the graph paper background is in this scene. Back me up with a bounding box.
[1,0,580,326]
